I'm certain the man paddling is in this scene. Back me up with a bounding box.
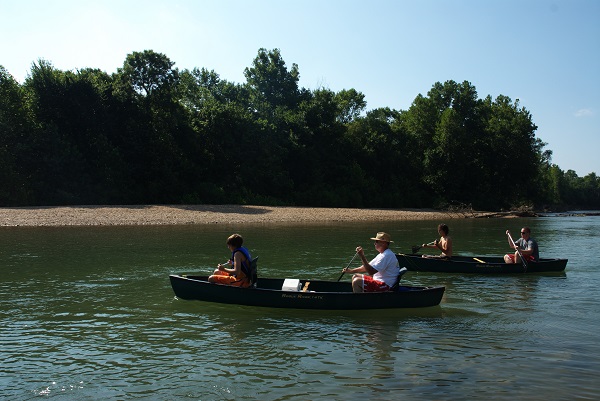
[504,227,539,264]
[342,232,400,293]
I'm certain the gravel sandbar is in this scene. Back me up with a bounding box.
[0,204,489,227]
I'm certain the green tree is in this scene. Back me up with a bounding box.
[3,48,592,210]
[114,50,204,203]
[483,95,543,208]
[426,81,484,205]
[240,48,307,200]
[401,81,485,206]
[287,88,356,206]
[25,60,129,204]
[334,88,366,124]
[344,107,423,207]
[0,66,35,205]
[244,48,302,113]
[118,50,179,97]
[399,81,546,209]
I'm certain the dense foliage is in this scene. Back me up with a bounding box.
[1,49,598,210]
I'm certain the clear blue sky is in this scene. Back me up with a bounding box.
[2,0,598,176]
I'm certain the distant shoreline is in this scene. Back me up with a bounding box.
[0,204,516,227]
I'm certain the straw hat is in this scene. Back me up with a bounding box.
[370,232,393,243]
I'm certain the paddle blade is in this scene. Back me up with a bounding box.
[411,245,421,254]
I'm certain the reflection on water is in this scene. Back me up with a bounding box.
[1,217,600,399]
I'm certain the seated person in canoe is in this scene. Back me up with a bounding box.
[208,233,252,288]
[504,227,539,264]
[342,232,400,293]
[421,223,452,259]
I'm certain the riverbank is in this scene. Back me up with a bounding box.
[0,204,505,227]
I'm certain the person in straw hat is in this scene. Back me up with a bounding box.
[342,232,400,293]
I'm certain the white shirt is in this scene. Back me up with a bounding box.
[370,248,400,287]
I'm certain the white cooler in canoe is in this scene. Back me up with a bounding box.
[281,278,301,291]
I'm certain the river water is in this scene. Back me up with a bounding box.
[1,216,599,400]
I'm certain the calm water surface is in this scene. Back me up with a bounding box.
[1,217,599,400]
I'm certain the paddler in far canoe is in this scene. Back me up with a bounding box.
[504,227,539,265]
[420,223,453,259]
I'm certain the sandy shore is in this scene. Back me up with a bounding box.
[0,204,496,227]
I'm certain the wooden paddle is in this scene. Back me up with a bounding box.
[411,241,435,254]
[337,252,359,281]
[507,230,528,271]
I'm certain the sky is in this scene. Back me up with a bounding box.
[2,0,599,176]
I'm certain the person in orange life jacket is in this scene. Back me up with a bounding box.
[504,227,539,264]
[421,223,452,259]
[342,232,400,293]
[208,233,252,288]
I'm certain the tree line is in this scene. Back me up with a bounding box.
[1,48,598,210]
